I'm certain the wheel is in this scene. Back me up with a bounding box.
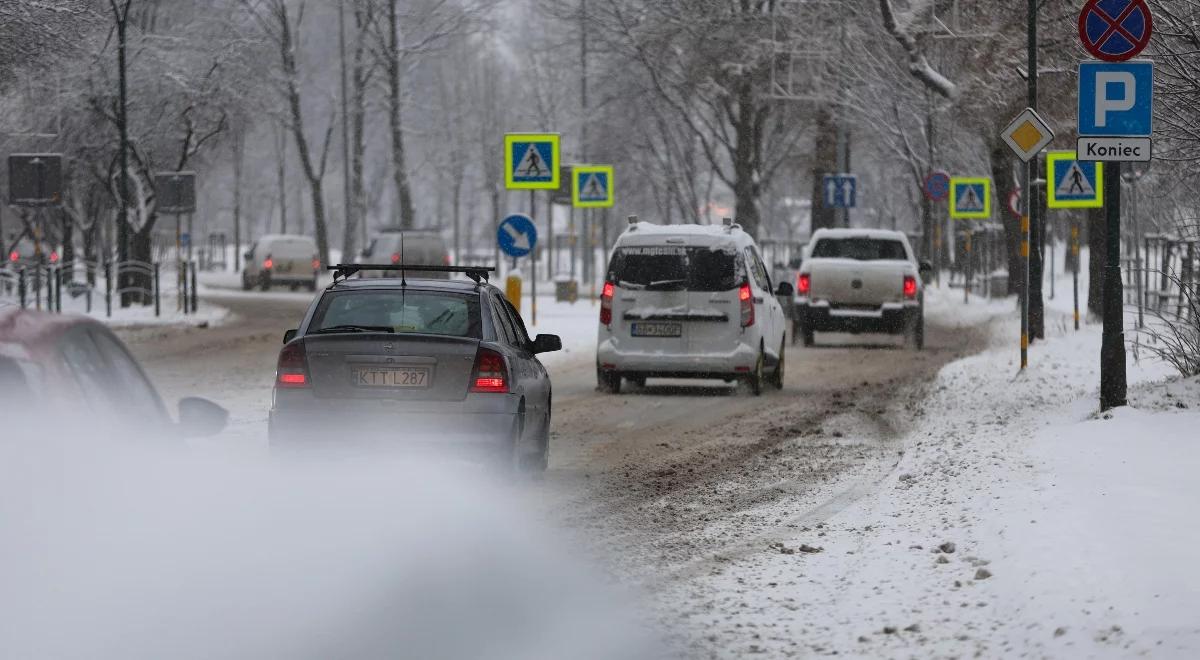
[770,340,785,390]
[259,273,271,291]
[518,409,550,475]
[627,376,646,389]
[791,318,801,345]
[744,346,765,396]
[800,323,815,347]
[307,278,317,292]
[597,367,622,394]
[906,312,925,350]
[241,274,252,291]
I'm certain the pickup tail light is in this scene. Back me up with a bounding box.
[7,250,17,263]
[471,348,509,393]
[391,252,402,264]
[739,282,755,328]
[903,275,918,299]
[599,281,615,326]
[312,257,320,271]
[275,340,309,388]
[797,273,811,295]
[263,255,274,270]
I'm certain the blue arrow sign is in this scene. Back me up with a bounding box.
[497,214,538,258]
[822,174,857,209]
[1078,61,1153,136]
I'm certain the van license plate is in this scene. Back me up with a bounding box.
[631,322,682,337]
[352,367,430,388]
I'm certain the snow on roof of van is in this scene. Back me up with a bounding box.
[810,228,909,241]
[616,221,750,246]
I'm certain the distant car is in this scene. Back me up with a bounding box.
[0,306,228,436]
[596,217,790,395]
[242,234,320,291]
[793,228,931,349]
[5,239,58,269]
[268,264,561,472]
[358,230,450,278]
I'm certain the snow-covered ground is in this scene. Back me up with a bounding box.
[672,277,1200,657]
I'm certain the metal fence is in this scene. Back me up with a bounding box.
[1125,234,1199,325]
[0,259,204,318]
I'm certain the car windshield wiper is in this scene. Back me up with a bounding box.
[646,278,687,290]
[312,324,394,334]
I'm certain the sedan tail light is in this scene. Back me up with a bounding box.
[391,252,402,264]
[470,348,509,393]
[312,257,321,271]
[903,275,918,299]
[797,273,811,295]
[263,254,274,270]
[739,282,755,328]
[599,281,615,326]
[275,340,309,388]
[7,250,18,263]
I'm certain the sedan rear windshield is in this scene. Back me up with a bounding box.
[310,290,481,338]
[811,238,908,261]
[607,246,740,292]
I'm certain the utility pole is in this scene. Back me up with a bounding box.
[112,0,131,307]
[1100,162,1126,409]
[1027,0,1045,343]
[338,0,354,259]
[581,0,592,294]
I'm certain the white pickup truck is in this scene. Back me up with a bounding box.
[792,228,931,349]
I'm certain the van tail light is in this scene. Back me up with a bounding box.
[470,348,509,393]
[444,253,452,265]
[391,252,401,264]
[312,257,320,271]
[599,281,615,326]
[7,250,17,263]
[739,282,755,328]
[48,251,59,264]
[275,340,309,388]
[263,254,274,270]
[903,275,918,299]
[797,273,811,295]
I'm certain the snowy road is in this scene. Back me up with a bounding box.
[120,286,993,656]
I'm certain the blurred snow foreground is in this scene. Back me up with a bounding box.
[0,419,658,660]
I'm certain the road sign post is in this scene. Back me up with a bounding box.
[1077,0,1153,411]
[497,212,539,323]
[504,133,559,325]
[948,178,991,220]
[822,174,857,212]
[572,165,615,209]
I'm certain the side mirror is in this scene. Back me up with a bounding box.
[283,329,297,344]
[531,334,562,354]
[359,248,372,258]
[775,282,794,297]
[178,397,228,438]
[918,260,934,284]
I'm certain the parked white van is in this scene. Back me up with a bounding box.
[242,234,320,291]
[596,217,790,395]
[357,229,450,278]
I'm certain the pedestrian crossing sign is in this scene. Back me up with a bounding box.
[1046,151,1104,209]
[572,165,614,208]
[949,177,991,219]
[504,133,560,190]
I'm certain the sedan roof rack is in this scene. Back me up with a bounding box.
[329,263,495,285]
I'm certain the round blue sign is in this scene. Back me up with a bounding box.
[497,214,538,258]
[923,170,951,202]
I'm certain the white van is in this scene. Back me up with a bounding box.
[357,230,450,278]
[242,234,320,291]
[596,217,790,395]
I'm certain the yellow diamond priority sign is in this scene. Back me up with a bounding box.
[1001,108,1055,163]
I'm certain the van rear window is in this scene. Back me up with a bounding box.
[607,246,739,292]
[811,238,907,261]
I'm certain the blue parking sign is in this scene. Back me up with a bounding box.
[1078,61,1153,136]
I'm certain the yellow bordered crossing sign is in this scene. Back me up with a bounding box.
[949,177,991,219]
[572,165,614,208]
[1046,150,1104,209]
[504,133,560,190]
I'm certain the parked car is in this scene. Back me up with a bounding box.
[268,264,560,472]
[358,230,450,278]
[792,228,932,349]
[5,239,58,268]
[242,234,320,292]
[596,216,790,395]
[0,306,228,437]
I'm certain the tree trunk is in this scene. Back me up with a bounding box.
[386,0,415,228]
[810,106,837,232]
[275,122,288,234]
[1087,204,1105,319]
[730,80,763,236]
[343,9,369,261]
[989,142,1022,296]
[232,131,243,272]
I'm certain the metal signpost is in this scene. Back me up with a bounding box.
[498,213,539,323]
[1046,151,1104,335]
[923,170,950,203]
[572,165,614,209]
[948,178,990,220]
[1001,108,1054,369]
[923,170,950,283]
[1076,0,1154,411]
[504,133,560,326]
[822,174,857,212]
[155,171,197,314]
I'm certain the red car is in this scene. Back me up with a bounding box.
[0,306,227,437]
